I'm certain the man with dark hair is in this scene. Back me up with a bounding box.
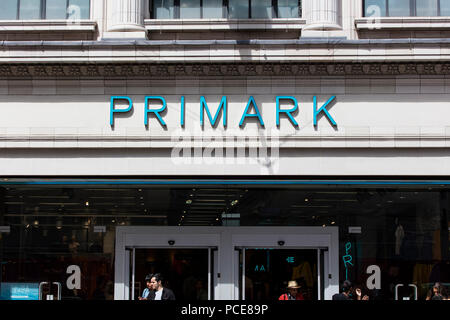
[139,274,153,300]
[332,280,353,300]
[148,273,176,300]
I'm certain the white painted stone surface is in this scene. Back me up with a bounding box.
[0,76,449,176]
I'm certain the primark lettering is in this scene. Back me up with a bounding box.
[110,95,338,127]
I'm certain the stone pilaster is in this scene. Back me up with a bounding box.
[303,0,341,31]
[104,0,146,39]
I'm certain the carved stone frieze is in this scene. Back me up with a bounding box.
[1,62,450,79]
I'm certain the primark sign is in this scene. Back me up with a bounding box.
[109,95,338,173]
[109,95,338,128]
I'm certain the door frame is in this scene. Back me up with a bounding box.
[114,226,339,300]
[114,226,221,300]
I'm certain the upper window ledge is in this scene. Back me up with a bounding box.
[144,18,306,31]
[355,17,450,30]
[0,20,97,32]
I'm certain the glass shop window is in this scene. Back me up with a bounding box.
[251,0,273,19]
[180,0,201,18]
[0,0,90,20]
[153,0,176,19]
[203,0,223,18]
[0,0,19,20]
[364,0,449,17]
[151,0,301,19]
[278,0,300,18]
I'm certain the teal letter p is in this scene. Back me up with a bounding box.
[110,96,133,126]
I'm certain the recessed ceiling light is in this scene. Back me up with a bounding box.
[305,198,309,202]
[186,200,192,204]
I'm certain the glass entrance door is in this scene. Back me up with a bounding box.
[127,247,214,301]
[238,248,326,301]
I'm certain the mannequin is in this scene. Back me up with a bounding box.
[394,217,405,256]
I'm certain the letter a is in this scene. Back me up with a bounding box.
[66,265,81,290]
[366,265,381,290]
[240,96,264,127]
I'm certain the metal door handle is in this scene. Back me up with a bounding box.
[394,284,403,300]
[395,283,418,300]
[53,282,62,300]
[39,282,48,300]
[409,284,418,301]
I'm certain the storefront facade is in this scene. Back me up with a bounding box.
[0,0,449,301]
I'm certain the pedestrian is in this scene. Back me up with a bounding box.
[332,280,353,300]
[147,273,176,300]
[138,274,153,300]
[278,280,305,300]
[355,286,369,300]
[426,282,447,300]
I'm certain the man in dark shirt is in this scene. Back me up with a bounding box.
[332,280,353,300]
[147,273,176,300]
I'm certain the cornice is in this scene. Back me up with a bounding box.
[0,62,449,79]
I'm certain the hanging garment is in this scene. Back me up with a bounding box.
[292,261,314,288]
[395,224,405,256]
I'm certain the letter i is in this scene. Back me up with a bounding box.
[180,96,185,127]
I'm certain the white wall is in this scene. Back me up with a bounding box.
[0,75,449,176]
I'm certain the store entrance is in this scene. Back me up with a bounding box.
[114,227,338,300]
[128,248,214,300]
[238,248,324,300]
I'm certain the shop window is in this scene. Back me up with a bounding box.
[278,0,300,18]
[251,0,274,19]
[228,0,250,19]
[0,0,19,20]
[180,0,201,18]
[364,0,449,17]
[151,0,302,19]
[0,0,90,20]
[153,0,176,19]
[202,0,223,18]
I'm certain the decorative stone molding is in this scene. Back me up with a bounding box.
[144,18,307,32]
[356,17,450,30]
[0,62,449,79]
[0,20,97,32]
[0,132,448,149]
